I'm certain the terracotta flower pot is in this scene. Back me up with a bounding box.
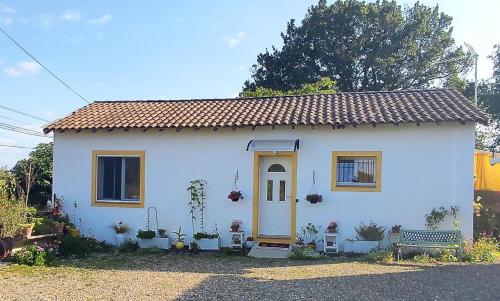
[54,223,65,235]
[21,226,33,238]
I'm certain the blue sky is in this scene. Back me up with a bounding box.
[0,0,499,167]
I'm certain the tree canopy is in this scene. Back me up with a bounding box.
[243,0,471,93]
[9,142,53,207]
[240,77,335,97]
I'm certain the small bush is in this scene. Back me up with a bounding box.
[438,249,459,263]
[194,232,219,240]
[136,229,156,239]
[34,217,55,235]
[289,246,322,260]
[362,249,394,263]
[13,244,55,266]
[118,239,138,253]
[83,237,113,253]
[58,235,91,258]
[190,241,201,255]
[412,253,433,263]
[355,221,385,241]
[463,237,499,263]
[0,199,33,237]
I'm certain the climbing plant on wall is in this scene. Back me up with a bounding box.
[187,179,207,236]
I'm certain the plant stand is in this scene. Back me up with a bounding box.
[115,233,126,246]
[230,231,244,249]
[323,233,338,254]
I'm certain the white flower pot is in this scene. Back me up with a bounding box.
[344,240,380,253]
[138,237,172,249]
[195,238,220,250]
[115,234,126,246]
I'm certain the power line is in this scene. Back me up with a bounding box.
[0,144,35,149]
[0,122,52,138]
[0,27,91,105]
[0,114,32,125]
[0,105,50,123]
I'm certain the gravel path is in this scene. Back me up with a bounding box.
[0,253,499,301]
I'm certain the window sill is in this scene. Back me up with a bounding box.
[332,183,380,192]
[92,200,144,208]
[336,182,376,187]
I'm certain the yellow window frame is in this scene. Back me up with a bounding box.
[331,151,382,192]
[91,150,145,208]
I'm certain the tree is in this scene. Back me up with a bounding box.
[11,143,53,207]
[240,77,336,97]
[243,0,471,93]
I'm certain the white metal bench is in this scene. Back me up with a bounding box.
[395,229,462,260]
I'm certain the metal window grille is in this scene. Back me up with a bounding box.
[336,157,375,184]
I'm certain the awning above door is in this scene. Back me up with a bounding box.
[246,139,299,152]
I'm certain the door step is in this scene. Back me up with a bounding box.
[248,242,292,258]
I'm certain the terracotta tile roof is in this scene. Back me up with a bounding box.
[44,89,488,133]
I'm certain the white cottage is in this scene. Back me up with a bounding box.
[44,89,487,250]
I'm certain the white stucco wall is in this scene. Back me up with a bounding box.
[52,122,475,248]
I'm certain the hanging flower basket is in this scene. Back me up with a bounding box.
[306,193,323,204]
[228,191,243,202]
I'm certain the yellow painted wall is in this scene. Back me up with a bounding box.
[474,152,500,191]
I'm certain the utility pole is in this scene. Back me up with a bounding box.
[465,43,479,103]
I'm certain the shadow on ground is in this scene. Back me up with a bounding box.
[55,252,500,301]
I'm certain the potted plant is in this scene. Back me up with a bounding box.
[230,219,242,232]
[388,224,401,243]
[67,225,80,238]
[193,232,220,250]
[245,236,254,248]
[228,191,243,202]
[111,221,129,246]
[20,223,35,238]
[305,193,323,204]
[0,236,13,261]
[137,229,156,248]
[300,223,319,250]
[326,221,338,233]
[173,226,186,250]
[54,222,65,235]
[344,221,385,253]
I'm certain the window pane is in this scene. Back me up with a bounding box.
[279,180,285,202]
[97,157,122,200]
[266,180,273,201]
[124,157,140,200]
[268,164,286,172]
[337,157,375,184]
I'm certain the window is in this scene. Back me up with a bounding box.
[92,151,145,207]
[268,164,286,173]
[279,180,286,202]
[331,151,381,192]
[266,180,273,201]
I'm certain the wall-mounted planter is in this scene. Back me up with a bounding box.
[138,237,172,249]
[344,239,380,253]
[195,237,220,250]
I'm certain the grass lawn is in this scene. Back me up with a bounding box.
[1,252,499,300]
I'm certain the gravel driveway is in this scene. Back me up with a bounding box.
[1,253,499,301]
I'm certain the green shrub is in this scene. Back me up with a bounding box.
[136,229,156,239]
[355,221,385,241]
[0,199,32,237]
[362,249,394,263]
[438,249,459,263]
[194,232,219,240]
[83,237,113,253]
[412,253,433,263]
[13,244,55,266]
[289,246,322,260]
[118,239,138,253]
[34,217,55,235]
[463,237,499,263]
[58,235,91,258]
